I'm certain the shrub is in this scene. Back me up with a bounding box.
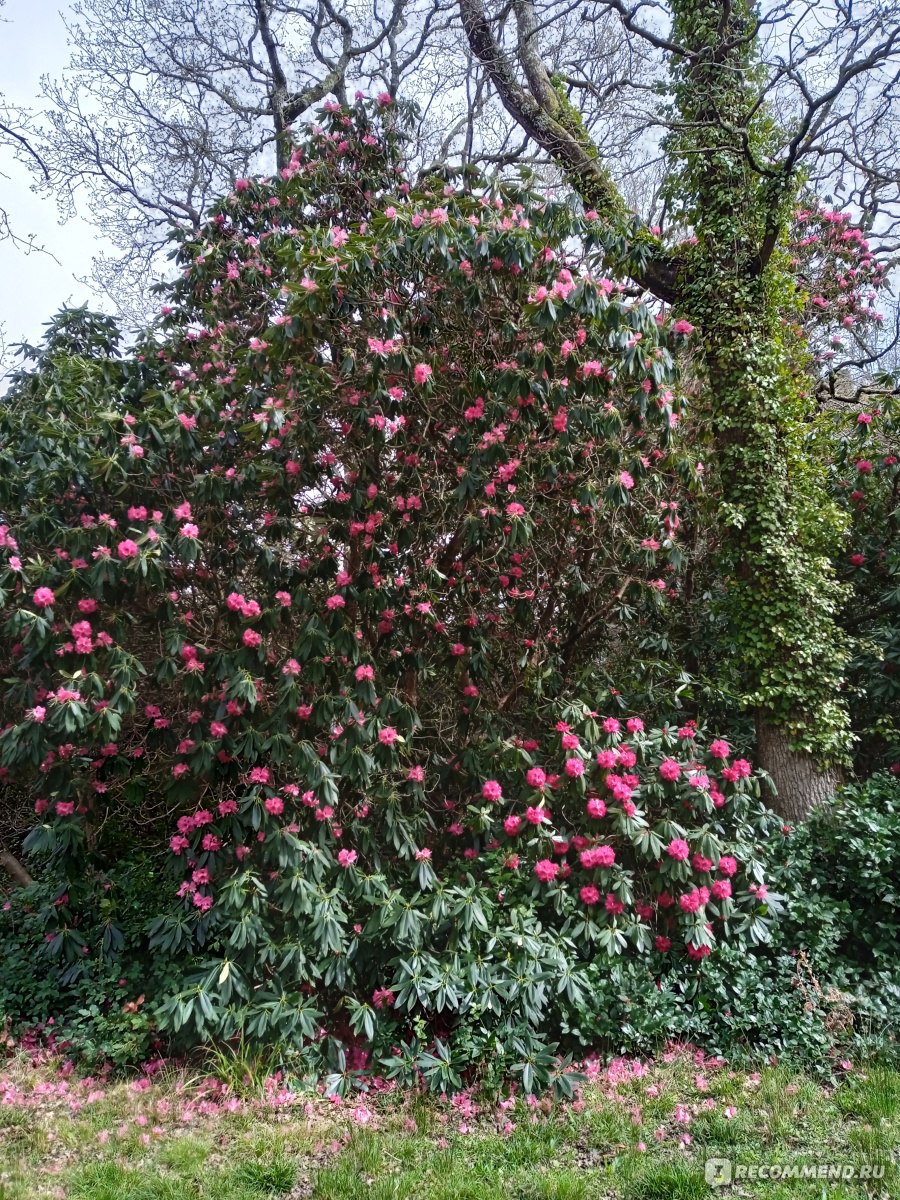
[829,395,900,771]
[559,773,900,1072]
[558,948,837,1069]
[0,858,183,1067]
[0,101,777,1088]
[772,771,900,988]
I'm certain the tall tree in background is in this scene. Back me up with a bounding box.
[457,0,900,817]
[0,0,55,362]
[35,0,468,317]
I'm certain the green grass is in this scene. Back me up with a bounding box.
[0,1055,897,1200]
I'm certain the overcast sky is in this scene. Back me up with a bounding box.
[0,0,108,356]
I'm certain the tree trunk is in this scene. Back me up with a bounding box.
[756,722,840,823]
[0,846,33,888]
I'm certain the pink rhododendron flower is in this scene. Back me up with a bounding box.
[679,889,703,913]
[580,845,615,868]
[534,859,559,883]
[659,758,681,781]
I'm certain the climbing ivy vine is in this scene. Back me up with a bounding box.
[662,0,851,766]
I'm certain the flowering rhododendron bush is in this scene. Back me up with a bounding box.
[0,102,779,1088]
[789,201,887,368]
[830,394,900,769]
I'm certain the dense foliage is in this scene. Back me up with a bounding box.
[829,398,900,769]
[0,103,784,1090]
[0,100,898,1089]
[4,773,898,1080]
[776,772,900,995]
[560,770,900,1071]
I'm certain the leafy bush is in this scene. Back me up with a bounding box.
[0,102,779,1088]
[0,858,184,1066]
[772,771,900,989]
[829,395,900,770]
[558,948,837,1069]
[559,774,900,1072]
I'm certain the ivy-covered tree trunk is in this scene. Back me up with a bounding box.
[668,0,849,820]
[698,301,847,820]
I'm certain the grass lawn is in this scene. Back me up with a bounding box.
[0,1049,897,1199]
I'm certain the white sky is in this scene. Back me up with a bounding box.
[0,0,108,355]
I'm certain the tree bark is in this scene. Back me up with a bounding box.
[0,847,33,888]
[756,722,840,823]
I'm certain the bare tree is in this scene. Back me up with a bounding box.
[0,1,59,364]
[34,0,471,320]
[28,0,900,319]
[0,0,47,240]
[460,0,900,280]
[0,106,47,245]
